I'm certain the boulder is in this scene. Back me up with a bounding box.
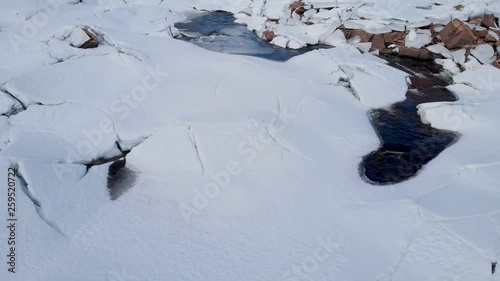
[476,28,489,38]
[69,28,90,48]
[485,33,498,42]
[290,1,304,11]
[470,44,495,64]
[469,17,483,26]
[481,14,498,28]
[347,29,373,42]
[263,30,276,41]
[370,34,385,50]
[80,28,99,49]
[439,19,478,49]
[398,47,433,60]
[493,59,500,69]
[383,31,406,45]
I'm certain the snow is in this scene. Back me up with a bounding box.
[69,27,91,47]
[470,44,496,64]
[405,29,432,49]
[0,1,499,281]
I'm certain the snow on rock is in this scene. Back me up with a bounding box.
[271,35,290,48]
[321,29,347,46]
[426,43,453,59]
[405,29,432,49]
[451,48,467,65]
[435,59,461,75]
[69,28,91,48]
[470,44,495,64]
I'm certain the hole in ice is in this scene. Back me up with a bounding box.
[360,57,459,185]
[107,158,137,200]
[174,11,329,61]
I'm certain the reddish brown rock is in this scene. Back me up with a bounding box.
[263,30,276,41]
[476,29,489,38]
[398,47,433,60]
[80,28,98,49]
[439,19,478,49]
[491,29,500,37]
[295,7,306,15]
[493,59,500,69]
[454,4,464,11]
[347,29,373,42]
[370,34,385,50]
[383,31,406,45]
[379,48,394,55]
[485,33,498,42]
[469,17,483,26]
[431,23,444,31]
[481,14,498,28]
[290,1,304,10]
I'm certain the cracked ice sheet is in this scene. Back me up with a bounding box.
[16,160,110,237]
[0,160,67,274]
[305,46,409,108]
[1,103,121,163]
[1,2,500,281]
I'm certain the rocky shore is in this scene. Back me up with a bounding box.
[235,1,500,70]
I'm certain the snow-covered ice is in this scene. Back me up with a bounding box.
[0,1,499,281]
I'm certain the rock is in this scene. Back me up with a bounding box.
[476,28,489,38]
[482,14,498,28]
[485,33,498,42]
[69,28,91,48]
[470,44,495,64]
[379,48,394,55]
[383,31,406,46]
[469,17,483,26]
[263,30,276,41]
[346,29,373,42]
[398,47,433,60]
[488,30,500,41]
[370,34,385,50]
[454,4,464,11]
[290,1,304,11]
[80,28,99,49]
[439,19,478,49]
[493,59,500,69]
[491,29,500,37]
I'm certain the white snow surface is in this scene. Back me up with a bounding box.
[0,1,499,281]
